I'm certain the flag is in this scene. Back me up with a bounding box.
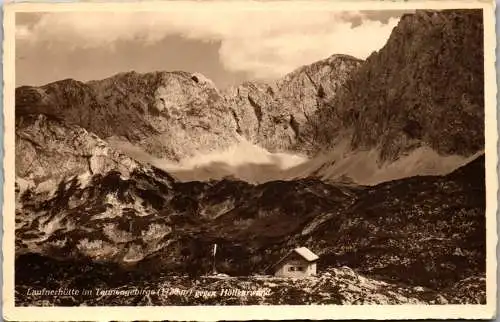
[212,244,217,256]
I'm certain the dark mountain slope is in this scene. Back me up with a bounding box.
[16,153,485,301]
[304,155,485,289]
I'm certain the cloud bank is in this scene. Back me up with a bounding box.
[17,4,401,79]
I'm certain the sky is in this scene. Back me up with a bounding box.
[15,5,412,89]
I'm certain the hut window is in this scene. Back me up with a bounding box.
[297,266,305,271]
[288,266,296,272]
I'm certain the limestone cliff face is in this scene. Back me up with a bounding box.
[224,54,362,155]
[16,114,134,189]
[310,9,484,161]
[15,114,174,200]
[16,71,240,162]
[90,71,239,161]
[16,55,362,164]
[289,9,485,184]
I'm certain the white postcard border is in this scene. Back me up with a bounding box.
[2,1,497,320]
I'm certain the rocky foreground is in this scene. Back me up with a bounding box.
[15,153,486,305]
[15,255,485,306]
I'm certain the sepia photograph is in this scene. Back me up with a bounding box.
[2,0,497,320]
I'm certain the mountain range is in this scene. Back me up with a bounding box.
[15,9,485,305]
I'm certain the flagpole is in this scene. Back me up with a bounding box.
[212,243,217,275]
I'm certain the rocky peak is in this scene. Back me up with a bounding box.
[223,54,362,155]
[16,51,362,167]
[293,9,485,184]
[16,70,240,162]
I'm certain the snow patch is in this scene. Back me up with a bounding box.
[286,143,481,186]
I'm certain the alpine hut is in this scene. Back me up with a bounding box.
[271,247,319,277]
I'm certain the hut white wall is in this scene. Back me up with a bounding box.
[309,263,317,275]
[274,259,316,277]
